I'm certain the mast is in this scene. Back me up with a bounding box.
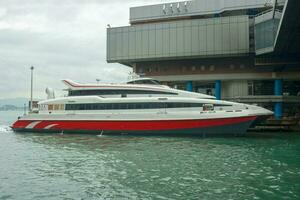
[30,66,34,112]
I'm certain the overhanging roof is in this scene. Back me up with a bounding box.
[274,0,300,56]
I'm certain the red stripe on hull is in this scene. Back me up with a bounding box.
[12,116,256,132]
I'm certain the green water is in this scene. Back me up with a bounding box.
[0,111,299,200]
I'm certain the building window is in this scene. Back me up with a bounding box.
[138,67,144,74]
[250,80,274,95]
[283,81,300,96]
[248,81,254,95]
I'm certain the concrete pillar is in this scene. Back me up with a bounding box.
[274,79,283,119]
[186,81,193,92]
[215,80,221,100]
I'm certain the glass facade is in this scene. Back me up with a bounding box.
[107,16,249,62]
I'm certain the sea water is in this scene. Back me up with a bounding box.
[0,111,299,200]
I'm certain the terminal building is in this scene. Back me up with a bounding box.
[107,0,300,119]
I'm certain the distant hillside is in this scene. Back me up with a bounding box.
[0,104,23,111]
[0,98,29,107]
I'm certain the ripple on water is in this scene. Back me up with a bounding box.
[0,127,299,199]
[0,125,12,133]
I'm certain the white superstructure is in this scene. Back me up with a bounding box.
[12,78,273,135]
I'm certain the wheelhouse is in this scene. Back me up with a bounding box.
[126,78,161,85]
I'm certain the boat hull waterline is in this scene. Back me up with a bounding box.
[12,116,256,135]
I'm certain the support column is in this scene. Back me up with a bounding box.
[274,79,283,119]
[215,80,221,100]
[186,81,193,92]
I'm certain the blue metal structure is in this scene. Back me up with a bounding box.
[215,80,221,100]
[274,79,283,119]
[186,81,193,92]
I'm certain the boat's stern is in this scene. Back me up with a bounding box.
[11,116,33,132]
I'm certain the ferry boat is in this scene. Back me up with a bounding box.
[12,78,273,135]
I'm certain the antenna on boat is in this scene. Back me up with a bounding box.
[23,103,26,116]
[30,66,34,113]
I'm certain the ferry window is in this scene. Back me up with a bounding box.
[183,103,190,107]
[135,103,142,109]
[48,105,54,110]
[166,103,174,108]
[59,104,64,110]
[79,104,85,110]
[114,103,119,109]
[65,102,206,111]
[68,89,176,96]
[147,103,154,109]
[128,103,135,109]
[203,104,214,111]
[106,104,112,110]
[39,104,48,111]
[67,104,73,110]
[151,80,161,85]
[157,103,165,108]
[98,104,105,110]
[176,103,183,108]
[166,102,203,108]
[214,104,232,107]
[191,103,203,107]
[86,104,92,110]
[120,103,127,109]
[143,103,150,109]
[54,104,60,110]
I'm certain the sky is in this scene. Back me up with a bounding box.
[0,0,178,99]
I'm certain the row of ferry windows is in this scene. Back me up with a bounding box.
[64,103,230,110]
[68,90,177,96]
[47,104,64,110]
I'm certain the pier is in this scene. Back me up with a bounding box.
[249,117,300,132]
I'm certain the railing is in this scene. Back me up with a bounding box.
[252,8,282,18]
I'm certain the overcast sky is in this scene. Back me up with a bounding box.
[0,0,178,99]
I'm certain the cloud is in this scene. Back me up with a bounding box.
[0,0,176,99]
